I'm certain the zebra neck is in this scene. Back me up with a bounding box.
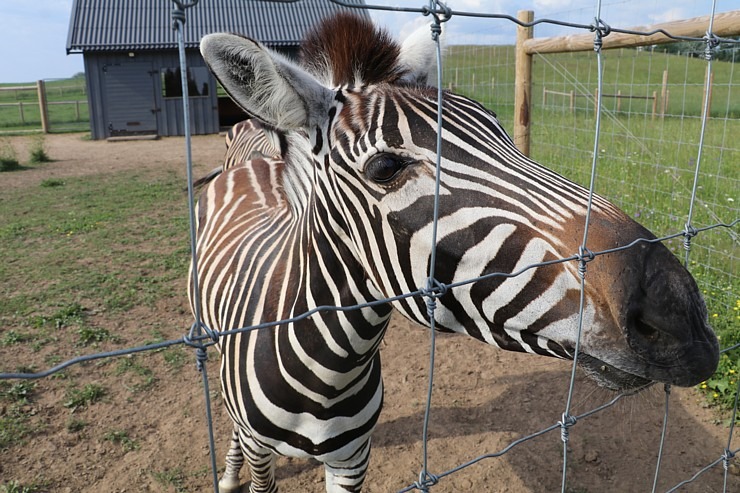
[286,203,393,363]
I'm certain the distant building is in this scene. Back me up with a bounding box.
[66,0,368,140]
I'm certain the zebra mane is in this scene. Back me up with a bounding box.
[300,13,406,87]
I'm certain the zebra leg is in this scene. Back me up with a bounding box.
[218,427,244,493]
[241,433,278,493]
[324,440,371,493]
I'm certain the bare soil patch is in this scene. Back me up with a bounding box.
[0,133,737,492]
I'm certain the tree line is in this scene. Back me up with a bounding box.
[657,37,739,62]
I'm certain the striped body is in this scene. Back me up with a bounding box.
[193,13,717,493]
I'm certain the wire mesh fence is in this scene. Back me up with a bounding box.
[1,0,739,492]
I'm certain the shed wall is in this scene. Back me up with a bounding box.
[84,50,219,140]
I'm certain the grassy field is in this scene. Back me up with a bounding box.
[0,169,189,319]
[444,45,740,119]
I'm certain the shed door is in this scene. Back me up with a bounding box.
[103,62,158,136]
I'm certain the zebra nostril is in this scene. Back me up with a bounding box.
[633,317,661,343]
[627,307,664,345]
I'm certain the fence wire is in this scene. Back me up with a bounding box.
[1,0,739,492]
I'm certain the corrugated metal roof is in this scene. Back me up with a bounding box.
[66,0,369,53]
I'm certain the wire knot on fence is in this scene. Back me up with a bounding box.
[722,449,736,471]
[682,224,699,252]
[576,247,595,279]
[559,413,578,444]
[590,18,611,52]
[421,277,448,318]
[414,471,440,492]
[170,0,192,27]
[422,0,452,36]
[184,320,220,347]
[703,32,721,61]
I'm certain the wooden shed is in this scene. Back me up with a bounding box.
[66,0,368,140]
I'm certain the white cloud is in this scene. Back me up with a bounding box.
[450,0,483,9]
[534,0,571,10]
[647,8,689,24]
[398,16,433,42]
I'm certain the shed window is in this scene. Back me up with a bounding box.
[161,67,210,98]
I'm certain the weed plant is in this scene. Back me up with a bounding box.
[0,480,48,493]
[28,135,50,163]
[0,381,40,448]
[152,468,188,493]
[63,383,106,411]
[103,429,140,452]
[0,138,20,171]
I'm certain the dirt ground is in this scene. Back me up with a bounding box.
[1,132,738,493]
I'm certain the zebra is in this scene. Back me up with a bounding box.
[192,119,282,189]
[192,13,719,493]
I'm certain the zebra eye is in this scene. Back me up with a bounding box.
[365,153,407,183]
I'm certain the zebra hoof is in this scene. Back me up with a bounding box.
[218,476,243,493]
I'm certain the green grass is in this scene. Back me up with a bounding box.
[66,418,87,433]
[103,429,140,452]
[63,383,106,411]
[76,326,116,346]
[115,356,158,392]
[444,45,740,120]
[152,468,189,493]
[0,381,41,449]
[40,178,65,188]
[0,381,36,403]
[0,171,190,323]
[0,480,49,493]
[0,412,36,449]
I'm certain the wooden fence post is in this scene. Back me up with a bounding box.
[514,10,534,156]
[652,91,657,119]
[36,80,50,133]
[569,90,575,113]
[660,70,668,118]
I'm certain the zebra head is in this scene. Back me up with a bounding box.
[200,14,718,391]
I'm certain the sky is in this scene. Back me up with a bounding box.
[0,0,738,82]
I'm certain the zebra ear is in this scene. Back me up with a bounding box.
[200,33,333,130]
[397,22,444,87]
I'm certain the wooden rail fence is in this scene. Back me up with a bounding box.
[542,86,661,118]
[0,80,87,133]
[513,9,740,156]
